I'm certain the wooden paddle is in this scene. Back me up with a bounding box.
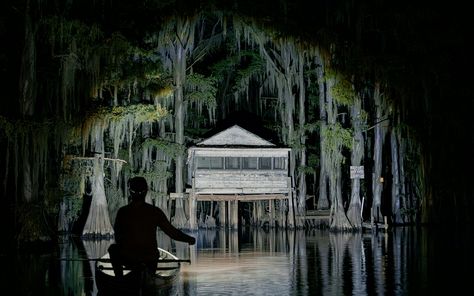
[57,258,191,263]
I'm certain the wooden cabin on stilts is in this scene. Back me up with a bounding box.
[186,125,294,230]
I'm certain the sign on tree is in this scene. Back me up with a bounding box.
[350,166,364,179]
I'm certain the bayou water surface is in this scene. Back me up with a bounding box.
[1,226,471,295]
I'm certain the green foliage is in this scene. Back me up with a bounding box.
[210,47,242,74]
[303,122,320,134]
[357,109,369,126]
[132,104,169,123]
[210,49,265,94]
[332,76,355,106]
[141,138,186,159]
[308,154,320,168]
[106,186,125,224]
[142,169,173,182]
[60,157,92,204]
[86,103,169,124]
[298,165,316,175]
[323,123,352,165]
[323,123,352,150]
[116,148,134,174]
[42,15,172,107]
[42,16,103,53]
[61,196,84,225]
[233,51,265,89]
[99,34,170,95]
[186,73,217,108]
[59,154,93,225]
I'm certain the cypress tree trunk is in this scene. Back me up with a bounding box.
[326,76,351,231]
[158,17,196,228]
[347,94,364,229]
[371,82,385,223]
[397,133,408,223]
[280,43,297,229]
[82,155,114,237]
[315,51,329,210]
[296,52,307,228]
[390,127,402,224]
[330,166,351,230]
[172,47,188,227]
[19,0,36,118]
[22,136,33,202]
[18,2,36,205]
[256,39,298,228]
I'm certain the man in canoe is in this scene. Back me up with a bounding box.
[108,176,196,277]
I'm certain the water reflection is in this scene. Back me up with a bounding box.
[3,227,472,295]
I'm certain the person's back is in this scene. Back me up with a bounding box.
[108,176,195,276]
[114,201,162,262]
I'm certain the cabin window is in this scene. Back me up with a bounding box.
[225,157,241,169]
[198,155,286,170]
[197,157,223,169]
[242,157,258,169]
[273,157,286,170]
[210,157,223,169]
[259,157,272,169]
[196,157,211,169]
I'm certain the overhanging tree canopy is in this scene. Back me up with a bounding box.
[1,0,472,243]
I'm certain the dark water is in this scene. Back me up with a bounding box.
[1,226,472,295]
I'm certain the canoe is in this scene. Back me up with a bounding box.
[95,248,181,295]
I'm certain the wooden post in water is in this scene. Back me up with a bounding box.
[232,199,239,230]
[252,202,257,225]
[269,200,275,227]
[219,201,226,228]
[188,193,197,229]
[227,200,231,229]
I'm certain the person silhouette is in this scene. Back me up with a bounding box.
[108,176,195,277]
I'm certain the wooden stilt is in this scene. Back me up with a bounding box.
[269,200,275,227]
[188,193,197,229]
[219,201,226,228]
[232,199,238,230]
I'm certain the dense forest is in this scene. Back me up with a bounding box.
[0,0,472,248]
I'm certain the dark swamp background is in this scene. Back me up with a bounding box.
[1,1,473,295]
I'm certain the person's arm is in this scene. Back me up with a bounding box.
[113,208,123,244]
[155,208,196,245]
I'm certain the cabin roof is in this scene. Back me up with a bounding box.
[196,125,276,147]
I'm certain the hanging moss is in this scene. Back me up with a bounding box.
[141,169,173,183]
[232,51,265,92]
[117,148,133,172]
[323,123,353,165]
[298,165,315,175]
[96,33,171,103]
[141,138,185,160]
[331,75,355,106]
[186,73,217,107]
[2,3,440,234]
[60,158,93,197]
[332,83,354,106]
[84,104,169,126]
[130,104,169,123]
[42,16,103,51]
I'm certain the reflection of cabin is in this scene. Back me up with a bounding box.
[186,125,292,229]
